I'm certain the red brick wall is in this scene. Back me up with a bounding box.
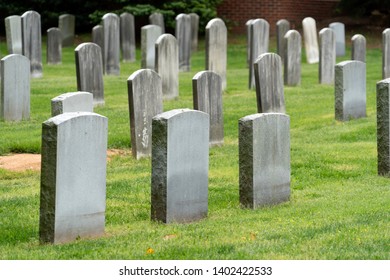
[217,0,340,34]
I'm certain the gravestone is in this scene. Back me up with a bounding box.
[58,14,75,47]
[75,43,104,106]
[254,53,286,113]
[249,19,269,89]
[0,54,30,121]
[351,34,366,63]
[149,12,165,33]
[284,30,301,86]
[246,19,253,67]
[51,91,93,117]
[329,22,345,57]
[155,34,179,100]
[103,13,120,75]
[151,109,209,224]
[190,13,199,52]
[21,11,42,78]
[127,69,163,159]
[120,12,136,62]
[383,28,390,79]
[193,71,224,146]
[205,18,227,90]
[47,28,62,65]
[239,113,290,208]
[92,25,104,56]
[5,15,22,54]
[39,112,108,244]
[302,17,319,64]
[319,28,336,84]
[335,60,366,121]
[276,19,290,63]
[141,24,162,69]
[376,78,390,176]
[175,14,192,72]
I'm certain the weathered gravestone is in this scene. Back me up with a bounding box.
[383,28,390,79]
[319,28,336,84]
[127,69,163,159]
[149,12,165,34]
[335,60,366,121]
[151,109,209,223]
[120,12,136,62]
[103,13,120,75]
[155,34,179,100]
[92,25,104,56]
[5,15,22,54]
[351,34,366,63]
[176,14,192,72]
[39,112,108,244]
[246,19,254,67]
[329,22,345,57]
[376,78,390,176]
[58,14,75,47]
[249,19,269,89]
[51,91,93,117]
[193,71,224,146]
[276,19,290,64]
[75,43,104,106]
[302,17,319,64]
[47,28,62,65]
[21,11,42,78]
[141,24,162,69]
[254,53,286,113]
[0,54,30,121]
[206,18,227,90]
[239,113,290,208]
[284,29,301,86]
[190,13,199,52]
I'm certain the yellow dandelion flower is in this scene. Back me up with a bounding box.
[146,247,155,254]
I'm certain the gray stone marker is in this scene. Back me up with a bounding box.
[103,13,120,75]
[5,15,22,55]
[284,30,301,86]
[351,34,366,63]
[239,113,290,208]
[249,19,269,89]
[193,71,224,146]
[51,91,93,117]
[120,12,136,62]
[21,10,42,78]
[302,17,319,64]
[0,54,30,121]
[329,22,345,57]
[377,78,390,176]
[47,27,62,65]
[75,43,104,106]
[206,18,227,90]
[319,28,336,84]
[276,19,290,63]
[155,34,179,100]
[190,13,199,52]
[383,28,390,79]
[335,60,366,121]
[58,14,75,47]
[127,69,163,159]
[39,112,108,244]
[149,12,165,34]
[246,19,254,67]
[92,25,104,55]
[151,109,209,224]
[141,24,162,69]
[176,13,192,72]
[254,53,286,113]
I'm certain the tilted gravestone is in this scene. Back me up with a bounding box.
[75,43,104,106]
[254,53,286,113]
[176,14,192,72]
[319,28,336,84]
[193,71,224,146]
[47,28,62,65]
[120,12,136,62]
[149,12,165,34]
[127,69,163,159]
[151,109,209,223]
[351,34,366,63]
[383,28,390,79]
[284,29,301,86]
[329,22,345,57]
[205,18,227,90]
[276,19,290,64]
[335,60,366,121]
[39,112,108,244]
[21,11,42,78]
[58,14,75,47]
[302,17,319,64]
[249,19,269,89]
[51,91,93,117]
[5,15,22,55]
[155,34,179,100]
[377,78,390,176]
[246,19,254,67]
[239,113,290,208]
[190,13,199,52]
[141,24,162,69]
[103,13,120,75]
[0,54,30,121]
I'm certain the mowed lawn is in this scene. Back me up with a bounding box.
[0,29,389,260]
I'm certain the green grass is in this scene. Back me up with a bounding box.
[0,31,389,260]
